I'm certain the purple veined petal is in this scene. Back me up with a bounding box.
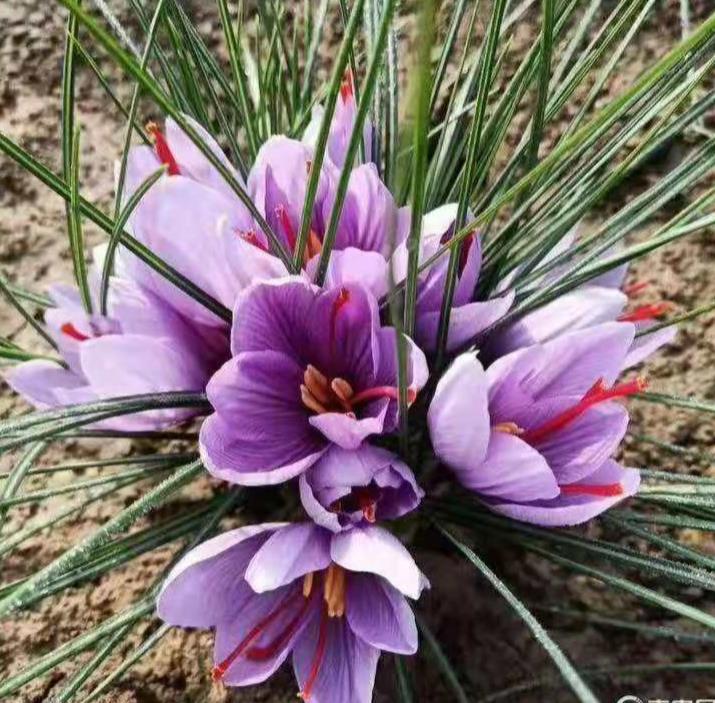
[221,229,290,292]
[534,402,629,485]
[485,286,627,359]
[215,580,313,687]
[346,572,418,655]
[416,291,514,353]
[487,459,640,527]
[330,525,426,599]
[623,322,677,369]
[200,351,326,486]
[292,606,380,703]
[3,360,87,409]
[461,431,560,502]
[322,163,397,255]
[165,114,245,202]
[309,401,388,450]
[307,248,389,300]
[428,353,491,474]
[245,523,332,593]
[157,523,282,627]
[486,345,547,421]
[523,322,635,399]
[231,276,316,358]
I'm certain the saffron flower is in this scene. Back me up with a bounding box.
[200,278,428,485]
[157,522,428,702]
[428,322,642,526]
[120,116,288,327]
[5,271,227,429]
[392,204,514,353]
[299,445,424,532]
[488,229,676,367]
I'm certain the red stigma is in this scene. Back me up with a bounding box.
[238,229,269,252]
[329,287,351,354]
[618,303,672,323]
[522,377,646,445]
[299,609,329,700]
[275,204,298,253]
[559,482,624,497]
[350,386,417,406]
[245,596,313,662]
[60,322,90,342]
[339,69,354,103]
[623,281,649,297]
[146,122,180,176]
[212,591,303,681]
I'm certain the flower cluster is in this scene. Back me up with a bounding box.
[4,75,676,702]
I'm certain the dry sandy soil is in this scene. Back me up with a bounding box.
[1,1,715,701]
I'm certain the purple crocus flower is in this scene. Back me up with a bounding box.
[5,269,227,430]
[157,521,428,702]
[299,445,424,532]
[391,204,514,353]
[428,322,642,526]
[200,277,428,486]
[487,227,676,368]
[303,69,373,169]
[120,116,288,328]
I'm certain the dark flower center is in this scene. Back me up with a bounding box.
[331,483,382,523]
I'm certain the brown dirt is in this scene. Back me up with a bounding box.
[1,1,714,702]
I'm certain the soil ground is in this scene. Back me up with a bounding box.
[1,1,715,701]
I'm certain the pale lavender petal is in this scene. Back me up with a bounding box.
[461,432,559,502]
[416,291,514,353]
[4,360,86,409]
[245,523,332,593]
[157,523,281,627]
[346,573,418,654]
[307,248,389,299]
[590,263,629,289]
[293,609,380,703]
[487,460,640,527]
[428,353,491,474]
[486,287,627,358]
[299,473,343,532]
[309,402,388,450]
[535,402,629,484]
[623,323,677,369]
[525,322,635,398]
[120,145,161,205]
[165,114,245,202]
[331,525,425,599]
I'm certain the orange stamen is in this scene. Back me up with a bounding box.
[522,377,647,445]
[146,122,180,176]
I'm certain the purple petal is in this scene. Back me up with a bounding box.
[486,287,627,358]
[623,323,677,369]
[487,460,640,526]
[535,402,629,484]
[4,360,87,409]
[428,353,491,474]
[157,523,281,627]
[346,573,418,654]
[200,352,326,486]
[215,581,311,686]
[309,402,388,450]
[330,525,426,599]
[416,291,514,353]
[292,608,380,703]
[461,431,559,502]
[245,523,332,593]
[307,248,389,299]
